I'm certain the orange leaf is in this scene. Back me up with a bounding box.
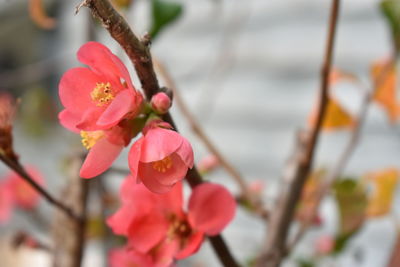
[28,0,56,30]
[308,96,356,131]
[364,168,399,218]
[371,60,398,123]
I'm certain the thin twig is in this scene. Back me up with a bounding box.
[0,154,81,222]
[288,58,396,250]
[78,1,240,266]
[154,59,268,220]
[256,1,340,266]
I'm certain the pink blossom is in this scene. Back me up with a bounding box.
[197,154,219,174]
[128,122,194,193]
[59,42,143,132]
[107,177,236,264]
[315,235,335,255]
[151,92,171,114]
[5,167,44,210]
[0,182,13,224]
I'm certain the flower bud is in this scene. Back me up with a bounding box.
[151,92,171,114]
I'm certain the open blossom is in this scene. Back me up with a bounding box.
[58,42,144,178]
[128,121,194,193]
[4,167,44,210]
[59,41,143,131]
[107,177,236,265]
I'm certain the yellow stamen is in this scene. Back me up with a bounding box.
[152,156,173,173]
[80,130,104,149]
[90,82,114,106]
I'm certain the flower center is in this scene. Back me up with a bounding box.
[80,131,104,149]
[90,82,114,106]
[152,156,173,173]
[167,215,192,240]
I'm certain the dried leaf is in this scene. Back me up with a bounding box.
[28,0,56,30]
[371,60,398,123]
[364,168,399,217]
[308,96,356,131]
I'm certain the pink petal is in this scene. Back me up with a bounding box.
[154,240,179,267]
[138,153,188,186]
[107,204,136,236]
[80,138,123,178]
[58,109,81,133]
[161,181,183,215]
[96,89,134,128]
[139,168,175,194]
[128,138,144,181]
[77,42,131,88]
[109,247,153,267]
[176,137,194,168]
[175,231,204,259]
[188,183,236,236]
[76,108,104,131]
[59,67,102,113]
[140,128,183,163]
[127,213,169,253]
[0,185,13,224]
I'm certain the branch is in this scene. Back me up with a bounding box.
[0,153,81,222]
[256,1,340,266]
[77,1,239,266]
[154,59,268,220]
[289,58,396,251]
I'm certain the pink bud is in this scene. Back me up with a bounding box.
[315,235,335,255]
[151,92,171,114]
[198,154,220,173]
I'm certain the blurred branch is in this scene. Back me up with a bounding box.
[387,232,400,267]
[155,59,268,220]
[77,0,239,266]
[0,153,81,222]
[289,58,396,251]
[52,155,89,267]
[256,0,340,266]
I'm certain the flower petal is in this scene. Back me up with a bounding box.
[140,128,183,163]
[107,204,136,236]
[76,108,104,131]
[80,138,123,178]
[109,247,153,267]
[128,138,144,182]
[77,42,132,88]
[127,213,169,253]
[175,231,204,259]
[58,109,81,133]
[59,67,101,113]
[188,183,236,236]
[139,153,188,186]
[138,167,175,194]
[96,89,134,128]
[176,137,194,168]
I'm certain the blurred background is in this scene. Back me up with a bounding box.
[0,0,399,266]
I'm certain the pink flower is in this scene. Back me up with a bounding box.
[107,177,236,264]
[59,41,143,132]
[197,154,219,174]
[0,182,13,224]
[315,235,335,255]
[5,167,44,210]
[151,92,171,114]
[128,122,194,193]
[109,246,171,267]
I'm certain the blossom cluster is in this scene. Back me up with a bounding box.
[58,42,236,265]
[0,167,43,224]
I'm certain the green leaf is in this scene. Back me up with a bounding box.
[150,0,183,39]
[380,0,400,54]
[333,179,368,252]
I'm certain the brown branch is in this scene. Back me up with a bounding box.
[387,232,400,267]
[256,1,340,266]
[289,58,396,251]
[77,1,239,266]
[0,153,81,222]
[154,59,268,220]
[52,155,89,267]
